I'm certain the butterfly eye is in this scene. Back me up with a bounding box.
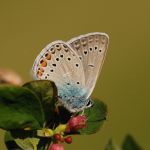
[99,49,102,52]
[86,100,93,108]
[77,82,80,84]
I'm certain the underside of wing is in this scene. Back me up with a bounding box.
[32,41,85,89]
[67,32,109,98]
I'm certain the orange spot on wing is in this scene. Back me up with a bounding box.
[40,59,47,67]
[38,67,44,72]
[45,52,51,60]
[37,70,43,77]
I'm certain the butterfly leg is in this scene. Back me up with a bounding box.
[80,109,85,115]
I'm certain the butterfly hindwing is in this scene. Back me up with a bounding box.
[68,32,109,98]
[32,41,87,112]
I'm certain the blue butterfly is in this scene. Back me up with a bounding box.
[32,32,109,113]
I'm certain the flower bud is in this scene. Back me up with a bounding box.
[49,144,64,150]
[54,124,67,134]
[37,129,54,137]
[65,136,72,144]
[66,115,87,132]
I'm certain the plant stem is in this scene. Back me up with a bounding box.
[44,141,51,150]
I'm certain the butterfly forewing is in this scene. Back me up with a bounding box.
[68,32,109,98]
[32,41,85,90]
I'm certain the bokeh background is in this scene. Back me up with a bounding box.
[0,0,150,149]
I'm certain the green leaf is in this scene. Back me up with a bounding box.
[15,137,40,150]
[5,131,21,150]
[122,135,142,150]
[5,131,50,150]
[0,85,44,130]
[23,80,57,123]
[79,99,107,134]
[105,139,121,150]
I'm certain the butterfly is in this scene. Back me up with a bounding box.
[32,32,109,113]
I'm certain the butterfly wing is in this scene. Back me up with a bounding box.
[67,32,109,98]
[32,41,86,112]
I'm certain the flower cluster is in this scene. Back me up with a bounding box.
[49,115,87,150]
[0,79,106,150]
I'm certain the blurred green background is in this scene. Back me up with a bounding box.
[0,0,150,149]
